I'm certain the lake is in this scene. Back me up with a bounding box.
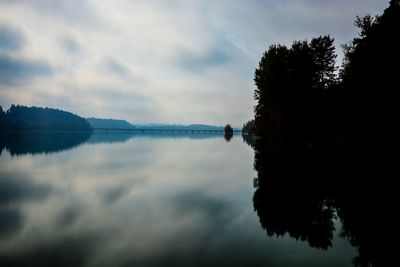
[0,132,365,267]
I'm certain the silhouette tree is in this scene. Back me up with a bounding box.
[341,2,400,144]
[224,124,233,135]
[241,120,255,146]
[0,106,5,129]
[254,44,290,139]
[250,2,399,266]
[310,35,337,90]
[224,124,233,141]
[254,36,337,142]
[242,119,255,135]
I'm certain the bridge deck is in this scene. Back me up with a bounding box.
[93,128,241,134]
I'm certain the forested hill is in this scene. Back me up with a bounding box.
[0,105,92,131]
[86,117,135,129]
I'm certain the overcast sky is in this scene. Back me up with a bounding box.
[0,0,389,125]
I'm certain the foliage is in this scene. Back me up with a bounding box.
[254,36,337,142]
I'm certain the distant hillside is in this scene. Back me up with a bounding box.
[0,105,92,131]
[86,118,135,129]
[87,120,228,131]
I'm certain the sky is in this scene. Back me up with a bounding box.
[0,0,389,126]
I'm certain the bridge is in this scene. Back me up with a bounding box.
[93,128,242,134]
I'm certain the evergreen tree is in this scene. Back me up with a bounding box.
[310,35,337,90]
[254,45,290,139]
[253,36,337,142]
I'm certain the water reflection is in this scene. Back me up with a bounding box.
[224,132,233,142]
[0,132,225,155]
[0,172,51,205]
[0,135,261,267]
[0,233,101,267]
[250,136,397,266]
[0,208,23,238]
[0,133,359,267]
[0,171,52,240]
[87,132,224,144]
[0,132,91,156]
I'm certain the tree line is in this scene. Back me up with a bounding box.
[251,1,400,145]
[0,105,92,131]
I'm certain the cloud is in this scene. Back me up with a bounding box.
[0,24,23,52]
[0,0,99,27]
[177,46,230,73]
[103,57,142,82]
[63,37,80,54]
[0,55,52,85]
[105,58,129,76]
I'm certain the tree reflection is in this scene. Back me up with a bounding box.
[224,132,233,142]
[0,131,92,156]
[250,137,397,266]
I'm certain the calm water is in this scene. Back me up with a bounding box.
[0,132,358,267]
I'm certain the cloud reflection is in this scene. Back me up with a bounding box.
[0,135,356,266]
[0,173,51,205]
[0,208,23,238]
